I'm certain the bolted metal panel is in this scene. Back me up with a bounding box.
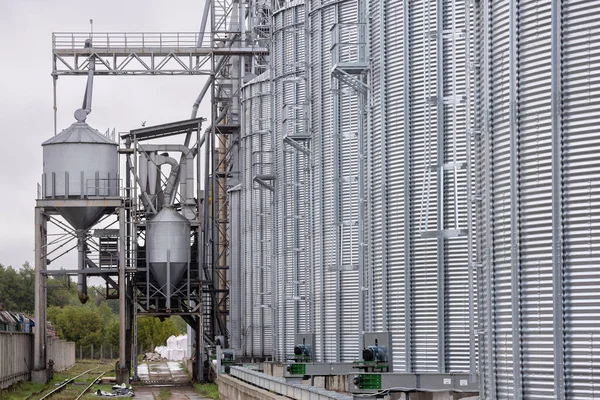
[240,71,273,358]
[562,2,600,398]
[42,122,119,231]
[42,122,118,199]
[476,0,600,398]
[273,0,310,361]
[308,0,360,363]
[368,0,476,374]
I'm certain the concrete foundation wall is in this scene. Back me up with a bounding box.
[217,374,290,400]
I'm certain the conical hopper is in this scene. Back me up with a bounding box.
[57,206,111,231]
[146,207,191,289]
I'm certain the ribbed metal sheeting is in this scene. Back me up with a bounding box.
[237,71,273,358]
[476,1,600,399]
[368,0,476,373]
[272,0,311,362]
[308,0,360,362]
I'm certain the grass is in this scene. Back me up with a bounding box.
[158,387,171,400]
[0,360,115,400]
[0,381,46,400]
[194,383,220,400]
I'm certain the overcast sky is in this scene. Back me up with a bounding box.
[0,0,210,269]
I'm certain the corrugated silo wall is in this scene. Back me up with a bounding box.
[475,1,600,399]
[308,0,361,362]
[272,0,311,361]
[368,0,476,373]
[236,71,273,358]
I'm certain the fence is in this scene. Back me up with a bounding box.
[0,333,33,389]
[76,343,119,360]
[0,333,76,389]
[47,337,75,372]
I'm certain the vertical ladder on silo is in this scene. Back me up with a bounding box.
[418,8,469,240]
[281,71,311,343]
[251,102,274,357]
[277,3,312,347]
[329,0,370,354]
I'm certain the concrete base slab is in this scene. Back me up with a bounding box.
[134,385,209,399]
[31,369,50,384]
[137,362,190,384]
[409,393,479,400]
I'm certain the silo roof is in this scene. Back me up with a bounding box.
[42,122,116,145]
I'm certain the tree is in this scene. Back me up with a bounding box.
[47,276,78,307]
[48,305,103,347]
[0,263,34,312]
[137,317,182,352]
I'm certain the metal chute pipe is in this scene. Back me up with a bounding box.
[156,153,179,205]
[76,232,88,304]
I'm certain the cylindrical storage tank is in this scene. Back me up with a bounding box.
[308,0,360,362]
[272,0,311,362]
[237,71,273,358]
[42,122,119,229]
[146,206,190,290]
[476,2,600,399]
[367,0,476,373]
[42,122,118,198]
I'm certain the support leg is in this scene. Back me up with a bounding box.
[33,208,49,383]
[117,206,130,384]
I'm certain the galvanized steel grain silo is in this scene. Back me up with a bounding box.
[367,0,476,373]
[272,0,311,362]
[234,71,273,358]
[308,0,362,362]
[475,1,600,398]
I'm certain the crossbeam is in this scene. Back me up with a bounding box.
[52,32,268,76]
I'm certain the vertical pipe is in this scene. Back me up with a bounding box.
[551,0,565,397]
[402,0,412,373]
[166,250,171,309]
[52,75,57,136]
[77,233,88,304]
[435,0,446,374]
[509,0,523,397]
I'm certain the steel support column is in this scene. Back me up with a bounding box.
[117,205,129,384]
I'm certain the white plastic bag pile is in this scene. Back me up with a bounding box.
[154,334,188,361]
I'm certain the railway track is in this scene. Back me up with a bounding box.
[30,365,107,400]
